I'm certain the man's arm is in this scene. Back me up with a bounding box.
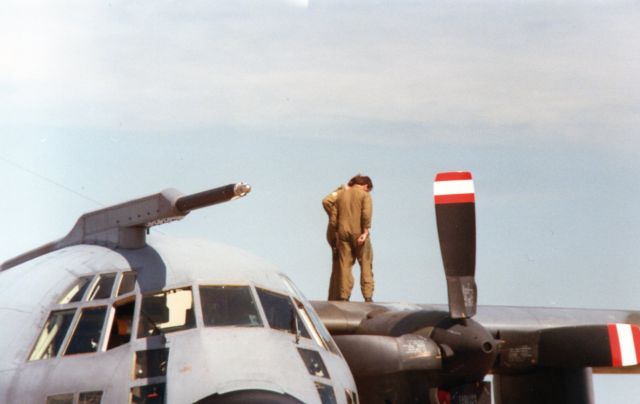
[322,186,343,216]
[358,192,372,245]
[361,192,372,230]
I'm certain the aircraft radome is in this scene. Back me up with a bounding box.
[1,173,639,404]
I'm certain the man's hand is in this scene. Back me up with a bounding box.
[357,229,369,245]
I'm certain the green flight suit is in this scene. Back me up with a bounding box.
[322,185,345,300]
[331,186,374,301]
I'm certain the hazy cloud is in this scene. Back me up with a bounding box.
[1,1,638,147]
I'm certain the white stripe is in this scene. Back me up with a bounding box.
[434,179,475,196]
[617,324,638,366]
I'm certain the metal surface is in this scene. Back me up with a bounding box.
[1,183,250,271]
[0,183,354,404]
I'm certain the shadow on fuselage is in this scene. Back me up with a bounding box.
[117,245,167,293]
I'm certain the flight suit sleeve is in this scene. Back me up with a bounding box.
[323,186,343,226]
[322,191,338,216]
[361,192,372,230]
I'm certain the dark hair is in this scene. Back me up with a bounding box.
[348,174,373,190]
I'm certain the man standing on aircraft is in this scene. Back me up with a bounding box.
[322,176,362,300]
[322,181,348,300]
[329,175,374,302]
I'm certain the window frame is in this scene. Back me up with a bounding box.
[137,285,197,338]
[28,271,138,362]
[29,308,77,361]
[199,284,264,328]
[63,305,109,356]
[255,287,312,339]
[86,272,118,301]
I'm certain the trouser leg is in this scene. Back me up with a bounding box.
[327,226,340,300]
[327,246,340,300]
[357,238,374,299]
[337,237,356,300]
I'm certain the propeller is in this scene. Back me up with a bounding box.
[434,171,477,319]
[429,172,497,400]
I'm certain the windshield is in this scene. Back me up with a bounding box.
[200,285,262,327]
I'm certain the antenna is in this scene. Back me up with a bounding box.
[1,183,251,271]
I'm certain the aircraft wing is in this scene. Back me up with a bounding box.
[310,300,640,403]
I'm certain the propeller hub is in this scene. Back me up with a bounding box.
[430,317,498,384]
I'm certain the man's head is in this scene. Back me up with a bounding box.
[348,175,373,192]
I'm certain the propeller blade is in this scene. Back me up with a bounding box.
[434,171,477,319]
[539,323,640,368]
[497,323,640,370]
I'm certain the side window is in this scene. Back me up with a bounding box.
[107,299,135,350]
[134,348,169,379]
[29,309,76,360]
[298,348,330,379]
[200,286,262,327]
[30,271,137,361]
[280,274,342,355]
[256,288,310,338]
[138,287,195,337]
[46,391,103,404]
[59,276,92,304]
[87,273,117,301]
[78,391,103,404]
[65,306,108,355]
[130,383,165,404]
[294,300,328,350]
[46,394,73,404]
[118,272,137,296]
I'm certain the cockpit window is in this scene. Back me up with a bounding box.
[29,309,76,360]
[107,298,135,350]
[256,288,310,338]
[200,285,263,327]
[138,287,195,337]
[59,276,92,304]
[65,306,108,355]
[31,271,139,362]
[118,272,136,296]
[87,273,117,301]
[280,274,342,355]
[294,300,328,350]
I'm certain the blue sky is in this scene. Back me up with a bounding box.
[1,1,639,400]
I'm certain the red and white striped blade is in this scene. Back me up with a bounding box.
[434,171,477,319]
[528,323,640,369]
[434,171,475,205]
[608,323,640,367]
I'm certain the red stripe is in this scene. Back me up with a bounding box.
[435,172,472,182]
[632,325,640,363]
[608,324,622,367]
[435,193,475,205]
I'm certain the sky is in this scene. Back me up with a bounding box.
[1,0,639,401]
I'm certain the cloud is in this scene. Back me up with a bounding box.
[284,0,309,8]
[1,1,638,148]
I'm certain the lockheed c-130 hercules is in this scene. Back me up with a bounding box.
[0,172,639,404]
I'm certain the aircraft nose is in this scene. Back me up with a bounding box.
[194,389,303,404]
